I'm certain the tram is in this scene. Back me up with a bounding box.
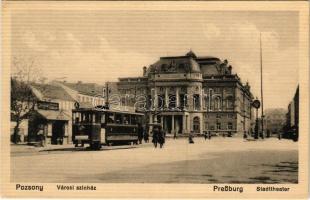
[72,107,144,150]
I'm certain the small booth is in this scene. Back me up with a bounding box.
[27,109,70,145]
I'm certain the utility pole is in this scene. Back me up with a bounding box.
[260,32,264,139]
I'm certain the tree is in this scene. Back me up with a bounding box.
[10,56,42,144]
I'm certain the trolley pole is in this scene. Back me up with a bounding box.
[105,82,110,109]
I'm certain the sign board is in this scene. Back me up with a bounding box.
[252,99,261,109]
[37,101,59,111]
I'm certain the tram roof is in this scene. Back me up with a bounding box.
[72,107,144,115]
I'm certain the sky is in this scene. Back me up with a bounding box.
[11,10,299,110]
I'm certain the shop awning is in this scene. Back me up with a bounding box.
[37,110,70,121]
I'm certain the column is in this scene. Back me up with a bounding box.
[199,117,203,134]
[171,115,175,134]
[149,114,153,124]
[186,115,190,133]
[200,87,203,110]
[149,114,153,135]
[182,115,186,134]
[160,116,164,128]
[176,88,180,108]
[165,87,169,108]
[68,120,72,144]
[154,87,158,108]
[47,122,52,144]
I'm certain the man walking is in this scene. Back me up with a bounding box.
[158,126,166,148]
[137,123,144,144]
[152,126,159,148]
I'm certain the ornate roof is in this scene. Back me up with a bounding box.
[147,54,201,74]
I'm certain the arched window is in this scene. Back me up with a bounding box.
[204,96,209,110]
[214,96,221,111]
[193,117,200,133]
[168,95,176,109]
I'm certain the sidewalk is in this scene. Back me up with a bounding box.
[11,143,75,154]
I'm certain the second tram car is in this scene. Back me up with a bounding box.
[72,108,143,150]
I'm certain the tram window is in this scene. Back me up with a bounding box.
[115,114,122,124]
[123,115,130,124]
[82,113,92,123]
[94,113,101,123]
[107,113,114,123]
[81,113,85,122]
[131,115,137,124]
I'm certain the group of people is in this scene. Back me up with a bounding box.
[137,124,149,144]
[151,125,166,148]
[137,124,166,148]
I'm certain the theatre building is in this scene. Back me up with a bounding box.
[116,51,254,136]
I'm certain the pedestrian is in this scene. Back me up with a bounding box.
[243,131,247,139]
[208,131,212,140]
[144,127,149,143]
[37,129,45,147]
[278,132,281,140]
[173,130,177,139]
[204,131,207,140]
[267,129,271,138]
[158,126,165,148]
[189,131,194,144]
[137,123,144,144]
[152,126,159,148]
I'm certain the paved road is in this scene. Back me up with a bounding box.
[11,137,298,183]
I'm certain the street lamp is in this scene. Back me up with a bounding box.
[252,98,261,139]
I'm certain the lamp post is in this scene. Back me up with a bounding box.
[252,98,261,139]
[260,32,265,139]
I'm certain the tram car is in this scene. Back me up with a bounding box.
[72,107,144,150]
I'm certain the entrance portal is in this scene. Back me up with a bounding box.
[162,115,183,134]
[193,117,200,133]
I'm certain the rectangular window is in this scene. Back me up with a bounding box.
[228,122,233,130]
[216,123,221,130]
[216,114,221,119]
[227,114,234,118]
[205,122,209,130]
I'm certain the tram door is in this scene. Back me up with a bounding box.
[100,113,106,144]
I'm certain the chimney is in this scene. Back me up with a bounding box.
[143,66,147,76]
[245,82,250,91]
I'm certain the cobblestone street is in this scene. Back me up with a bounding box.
[11,137,298,183]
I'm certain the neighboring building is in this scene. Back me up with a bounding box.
[284,85,299,140]
[11,81,106,145]
[56,81,105,107]
[27,83,75,144]
[114,51,254,136]
[264,108,286,136]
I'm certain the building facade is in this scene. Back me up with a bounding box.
[115,51,254,136]
[264,108,286,136]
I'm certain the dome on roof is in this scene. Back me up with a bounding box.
[146,56,200,75]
